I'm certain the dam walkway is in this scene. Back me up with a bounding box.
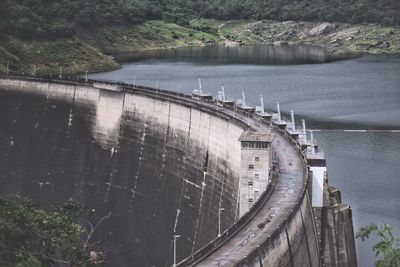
[196,127,307,265]
[170,96,315,266]
[89,79,316,266]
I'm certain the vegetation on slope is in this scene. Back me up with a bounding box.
[0,194,106,266]
[194,19,400,54]
[1,0,399,40]
[1,19,400,74]
[357,224,400,267]
[0,20,223,74]
[0,0,400,74]
[78,21,221,55]
[0,37,118,74]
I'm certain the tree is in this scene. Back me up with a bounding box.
[15,18,38,38]
[356,223,400,267]
[0,194,110,266]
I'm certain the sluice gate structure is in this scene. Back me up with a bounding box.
[0,74,357,267]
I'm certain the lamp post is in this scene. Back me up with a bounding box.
[221,83,226,102]
[310,130,315,155]
[260,95,265,115]
[218,207,225,237]
[290,110,295,131]
[173,234,180,267]
[276,102,281,123]
[198,78,203,95]
[6,63,9,75]
[302,119,307,143]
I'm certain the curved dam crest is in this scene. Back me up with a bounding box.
[0,77,245,266]
[0,76,357,267]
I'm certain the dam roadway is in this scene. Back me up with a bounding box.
[131,85,318,266]
[192,130,309,266]
[171,97,318,267]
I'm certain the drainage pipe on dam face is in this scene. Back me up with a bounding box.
[173,235,181,267]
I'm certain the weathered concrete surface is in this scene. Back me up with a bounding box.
[194,127,320,267]
[0,76,357,267]
[321,186,358,267]
[0,77,245,265]
[239,131,274,216]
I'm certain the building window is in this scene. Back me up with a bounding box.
[242,142,255,148]
[248,181,254,186]
[249,198,254,203]
[248,164,254,170]
[242,142,269,149]
[255,156,260,161]
[254,173,259,179]
[257,142,268,149]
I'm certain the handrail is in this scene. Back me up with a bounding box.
[177,171,278,266]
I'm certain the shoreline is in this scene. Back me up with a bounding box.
[1,19,399,75]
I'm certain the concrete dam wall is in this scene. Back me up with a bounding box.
[0,77,245,266]
[0,75,357,267]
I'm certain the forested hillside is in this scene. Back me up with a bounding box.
[0,0,399,39]
[1,0,399,74]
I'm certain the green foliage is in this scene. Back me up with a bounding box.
[0,0,160,39]
[356,224,400,267]
[15,18,37,38]
[0,194,102,267]
[0,0,399,40]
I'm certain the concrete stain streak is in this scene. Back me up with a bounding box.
[130,123,147,201]
[174,179,186,233]
[191,171,208,254]
[184,178,202,189]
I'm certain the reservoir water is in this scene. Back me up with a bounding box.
[0,44,399,266]
[88,45,400,267]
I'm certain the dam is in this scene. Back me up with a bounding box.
[0,74,357,266]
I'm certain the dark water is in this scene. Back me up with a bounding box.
[115,44,347,65]
[88,45,400,267]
